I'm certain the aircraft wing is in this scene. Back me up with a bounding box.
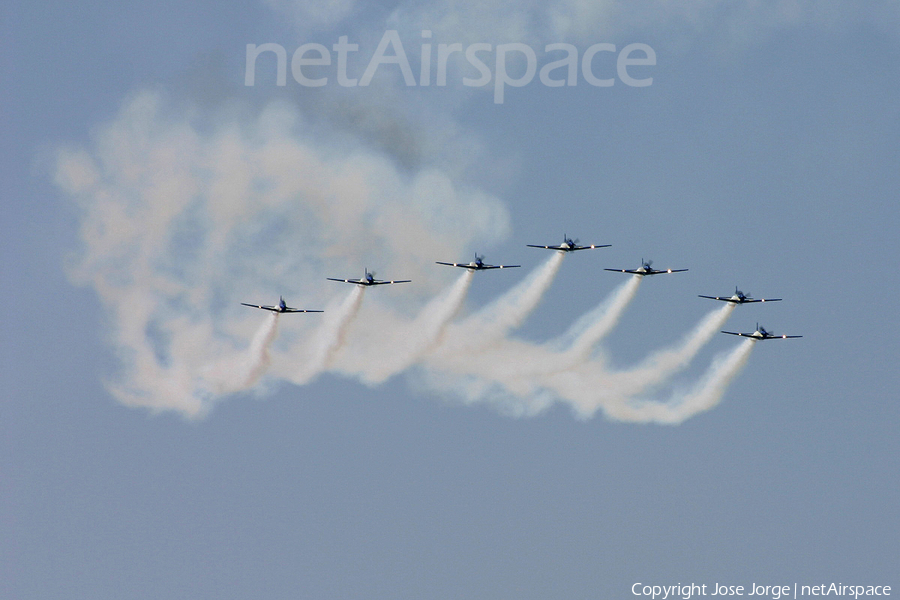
[327,277,363,285]
[241,303,277,311]
[281,308,323,313]
[604,268,641,274]
[655,268,688,274]
[699,295,731,302]
[721,330,752,337]
[569,244,610,251]
[369,279,411,285]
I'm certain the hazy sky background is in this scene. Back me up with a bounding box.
[3,1,899,598]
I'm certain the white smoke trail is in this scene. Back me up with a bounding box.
[237,312,280,388]
[440,335,756,423]
[607,302,736,396]
[436,251,565,357]
[291,286,365,384]
[413,252,569,402]
[603,338,756,424]
[424,273,643,393]
[356,270,474,384]
[106,307,284,418]
[470,251,565,334]
[207,312,280,393]
[554,274,643,360]
[414,301,740,422]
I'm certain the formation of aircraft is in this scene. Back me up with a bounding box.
[327,269,412,287]
[436,253,520,271]
[240,235,801,343]
[527,235,610,252]
[721,323,802,340]
[605,259,688,276]
[241,296,323,314]
[699,287,782,304]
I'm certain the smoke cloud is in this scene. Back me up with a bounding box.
[288,286,366,385]
[605,303,737,398]
[215,312,281,393]
[602,338,757,424]
[353,270,474,385]
[554,274,642,360]
[412,291,744,422]
[55,91,756,422]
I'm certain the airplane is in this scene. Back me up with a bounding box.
[436,253,520,271]
[241,296,323,313]
[604,259,688,276]
[327,268,411,286]
[699,286,782,304]
[527,234,611,252]
[721,323,802,340]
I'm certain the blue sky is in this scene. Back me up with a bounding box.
[3,1,899,598]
